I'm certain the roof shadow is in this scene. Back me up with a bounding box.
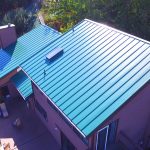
[0,43,16,71]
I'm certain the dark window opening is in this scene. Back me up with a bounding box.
[0,86,9,97]
[0,89,4,104]
[61,132,76,150]
[35,99,48,121]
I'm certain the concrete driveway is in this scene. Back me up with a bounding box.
[0,98,60,150]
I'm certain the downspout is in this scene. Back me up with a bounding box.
[0,34,3,49]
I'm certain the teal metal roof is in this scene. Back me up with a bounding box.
[0,25,61,78]
[11,71,32,100]
[21,19,150,137]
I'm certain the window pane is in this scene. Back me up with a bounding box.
[61,132,75,150]
[35,100,48,121]
[1,86,9,97]
[97,127,108,150]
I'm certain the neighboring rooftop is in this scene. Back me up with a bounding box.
[11,71,32,100]
[21,19,150,137]
[0,25,61,78]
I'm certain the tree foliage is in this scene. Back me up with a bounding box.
[0,0,31,13]
[41,0,88,32]
[89,0,150,41]
[1,8,35,36]
[0,0,37,36]
[41,0,150,40]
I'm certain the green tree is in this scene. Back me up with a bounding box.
[88,0,150,40]
[1,8,35,36]
[41,0,88,32]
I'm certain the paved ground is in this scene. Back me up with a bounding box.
[0,98,60,150]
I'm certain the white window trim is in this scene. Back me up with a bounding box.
[96,125,109,150]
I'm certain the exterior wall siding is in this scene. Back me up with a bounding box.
[92,82,150,149]
[32,83,88,150]
[0,24,17,49]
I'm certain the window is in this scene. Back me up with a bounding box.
[61,132,76,150]
[35,100,48,121]
[0,90,4,104]
[96,120,118,150]
[0,86,9,97]
[96,126,109,150]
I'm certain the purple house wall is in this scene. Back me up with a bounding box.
[0,24,17,49]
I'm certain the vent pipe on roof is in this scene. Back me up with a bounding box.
[8,23,11,27]
[0,24,17,49]
[44,70,46,76]
[72,27,74,32]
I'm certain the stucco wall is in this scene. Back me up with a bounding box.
[92,82,150,149]
[0,24,17,49]
[32,83,88,150]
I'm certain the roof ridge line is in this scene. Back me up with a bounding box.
[84,19,150,45]
[40,24,62,35]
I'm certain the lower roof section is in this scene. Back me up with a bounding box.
[11,71,32,100]
[0,25,61,78]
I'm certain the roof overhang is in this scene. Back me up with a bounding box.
[11,71,33,100]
